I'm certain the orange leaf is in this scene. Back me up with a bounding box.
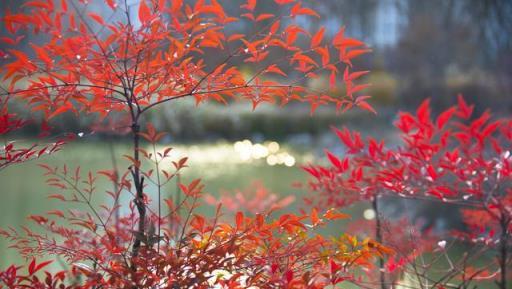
[291,3,319,18]
[338,38,365,47]
[324,208,350,220]
[48,102,72,119]
[270,20,280,34]
[315,46,330,66]
[343,49,372,61]
[310,207,320,225]
[256,13,274,22]
[265,64,287,77]
[227,34,245,42]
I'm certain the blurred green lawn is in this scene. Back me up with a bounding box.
[0,138,366,267]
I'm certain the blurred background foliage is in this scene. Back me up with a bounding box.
[0,0,511,266]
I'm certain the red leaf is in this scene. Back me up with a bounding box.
[30,44,52,66]
[310,27,325,48]
[428,189,444,200]
[171,0,182,12]
[345,70,370,81]
[481,120,501,139]
[315,46,330,66]
[325,150,342,170]
[302,165,320,178]
[436,107,456,129]
[236,211,244,229]
[23,1,51,9]
[330,258,342,275]
[227,34,245,42]
[427,164,437,181]
[329,69,336,89]
[28,215,48,224]
[298,7,319,18]
[47,210,65,218]
[48,102,72,119]
[34,260,53,274]
[28,258,36,275]
[343,49,371,61]
[265,64,287,77]
[332,127,353,150]
[356,100,376,114]
[456,94,474,119]
[270,20,280,34]
[275,0,294,4]
[241,0,257,11]
[105,0,117,10]
[256,13,274,22]
[191,214,205,232]
[337,38,365,47]
[348,83,371,96]
[48,194,66,201]
[416,98,431,124]
[290,3,319,18]
[284,270,294,283]
[138,0,151,23]
[88,12,105,25]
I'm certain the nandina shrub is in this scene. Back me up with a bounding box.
[0,0,393,288]
[0,0,373,256]
[1,126,390,289]
[0,259,75,289]
[304,95,512,288]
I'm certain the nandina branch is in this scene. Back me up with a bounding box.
[129,121,146,258]
[372,196,387,289]
[497,216,510,289]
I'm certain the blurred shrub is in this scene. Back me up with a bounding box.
[8,98,387,141]
[146,100,381,141]
[367,70,398,105]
